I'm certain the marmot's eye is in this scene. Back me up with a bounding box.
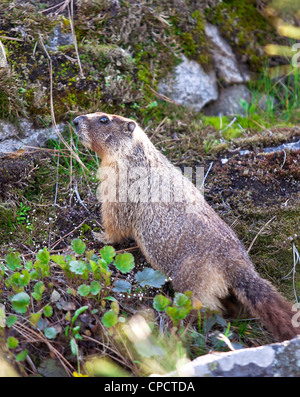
[99,116,109,124]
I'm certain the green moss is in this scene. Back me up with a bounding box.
[79,43,135,71]
[205,0,278,72]
[0,91,12,119]
[201,115,273,142]
[0,207,16,237]
[168,8,212,70]
[222,128,244,140]
[202,116,230,130]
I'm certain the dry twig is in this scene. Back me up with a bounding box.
[38,35,88,172]
[247,216,276,253]
[68,0,84,78]
[13,322,74,376]
[50,217,89,250]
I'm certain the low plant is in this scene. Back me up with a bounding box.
[0,238,168,374]
[16,202,32,231]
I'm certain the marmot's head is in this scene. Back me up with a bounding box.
[73,112,137,159]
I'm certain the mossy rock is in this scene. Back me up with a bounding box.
[204,0,280,72]
[0,0,288,127]
[4,38,142,124]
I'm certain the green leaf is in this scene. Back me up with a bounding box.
[70,337,78,356]
[37,247,50,265]
[239,98,249,113]
[50,255,66,265]
[174,293,192,313]
[18,269,30,286]
[102,310,118,328]
[30,312,42,327]
[153,295,170,312]
[184,290,193,299]
[77,284,91,297]
[85,250,95,260]
[33,281,45,301]
[98,258,109,272]
[165,306,177,319]
[111,301,119,314]
[165,306,188,324]
[72,325,81,333]
[177,307,188,319]
[11,292,30,314]
[174,293,189,307]
[71,239,86,255]
[148,100,158,109]
[71,306,89,325]
[90,281,101,295]
[15,349,28,362]
[89,260,98,273]
[135,268,166,288]
[7,271,30,288]
[44,327,57,339]
[7,336,18,349]
[24,261,33,271]
[66,287,76,296]
[5,252,22,271]
[44,305,53,317]
[114,253,134,274]
[36,261,50,278]
[69,260,87,275]
[112,280,132,293]
[100,246,116,264]
[103,296,117,302]
[29,269,39,280]
[32,292,42,301]
[6,315,17,328]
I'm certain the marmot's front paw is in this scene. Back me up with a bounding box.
[92,231,114,245]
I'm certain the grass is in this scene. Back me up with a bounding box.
[248,64,300,124]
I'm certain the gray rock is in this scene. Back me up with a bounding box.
[158,55,218,111]
[0,40,7,68]
[205,24,249,85]
[0,119,64,157]
[158,336,300,377]
[262,139,300,154]
[203,84,252,116]
[47,25,73,51]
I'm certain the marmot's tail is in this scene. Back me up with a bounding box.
[232,269,299,341]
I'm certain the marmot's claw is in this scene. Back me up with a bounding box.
[92,231,113,245]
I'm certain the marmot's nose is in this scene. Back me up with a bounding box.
[73,115,86,130]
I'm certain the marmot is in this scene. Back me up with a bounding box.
[73,112,299,341]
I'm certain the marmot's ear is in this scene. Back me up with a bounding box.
[125,121,136,137]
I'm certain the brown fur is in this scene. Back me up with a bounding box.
[73,112,300,341]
